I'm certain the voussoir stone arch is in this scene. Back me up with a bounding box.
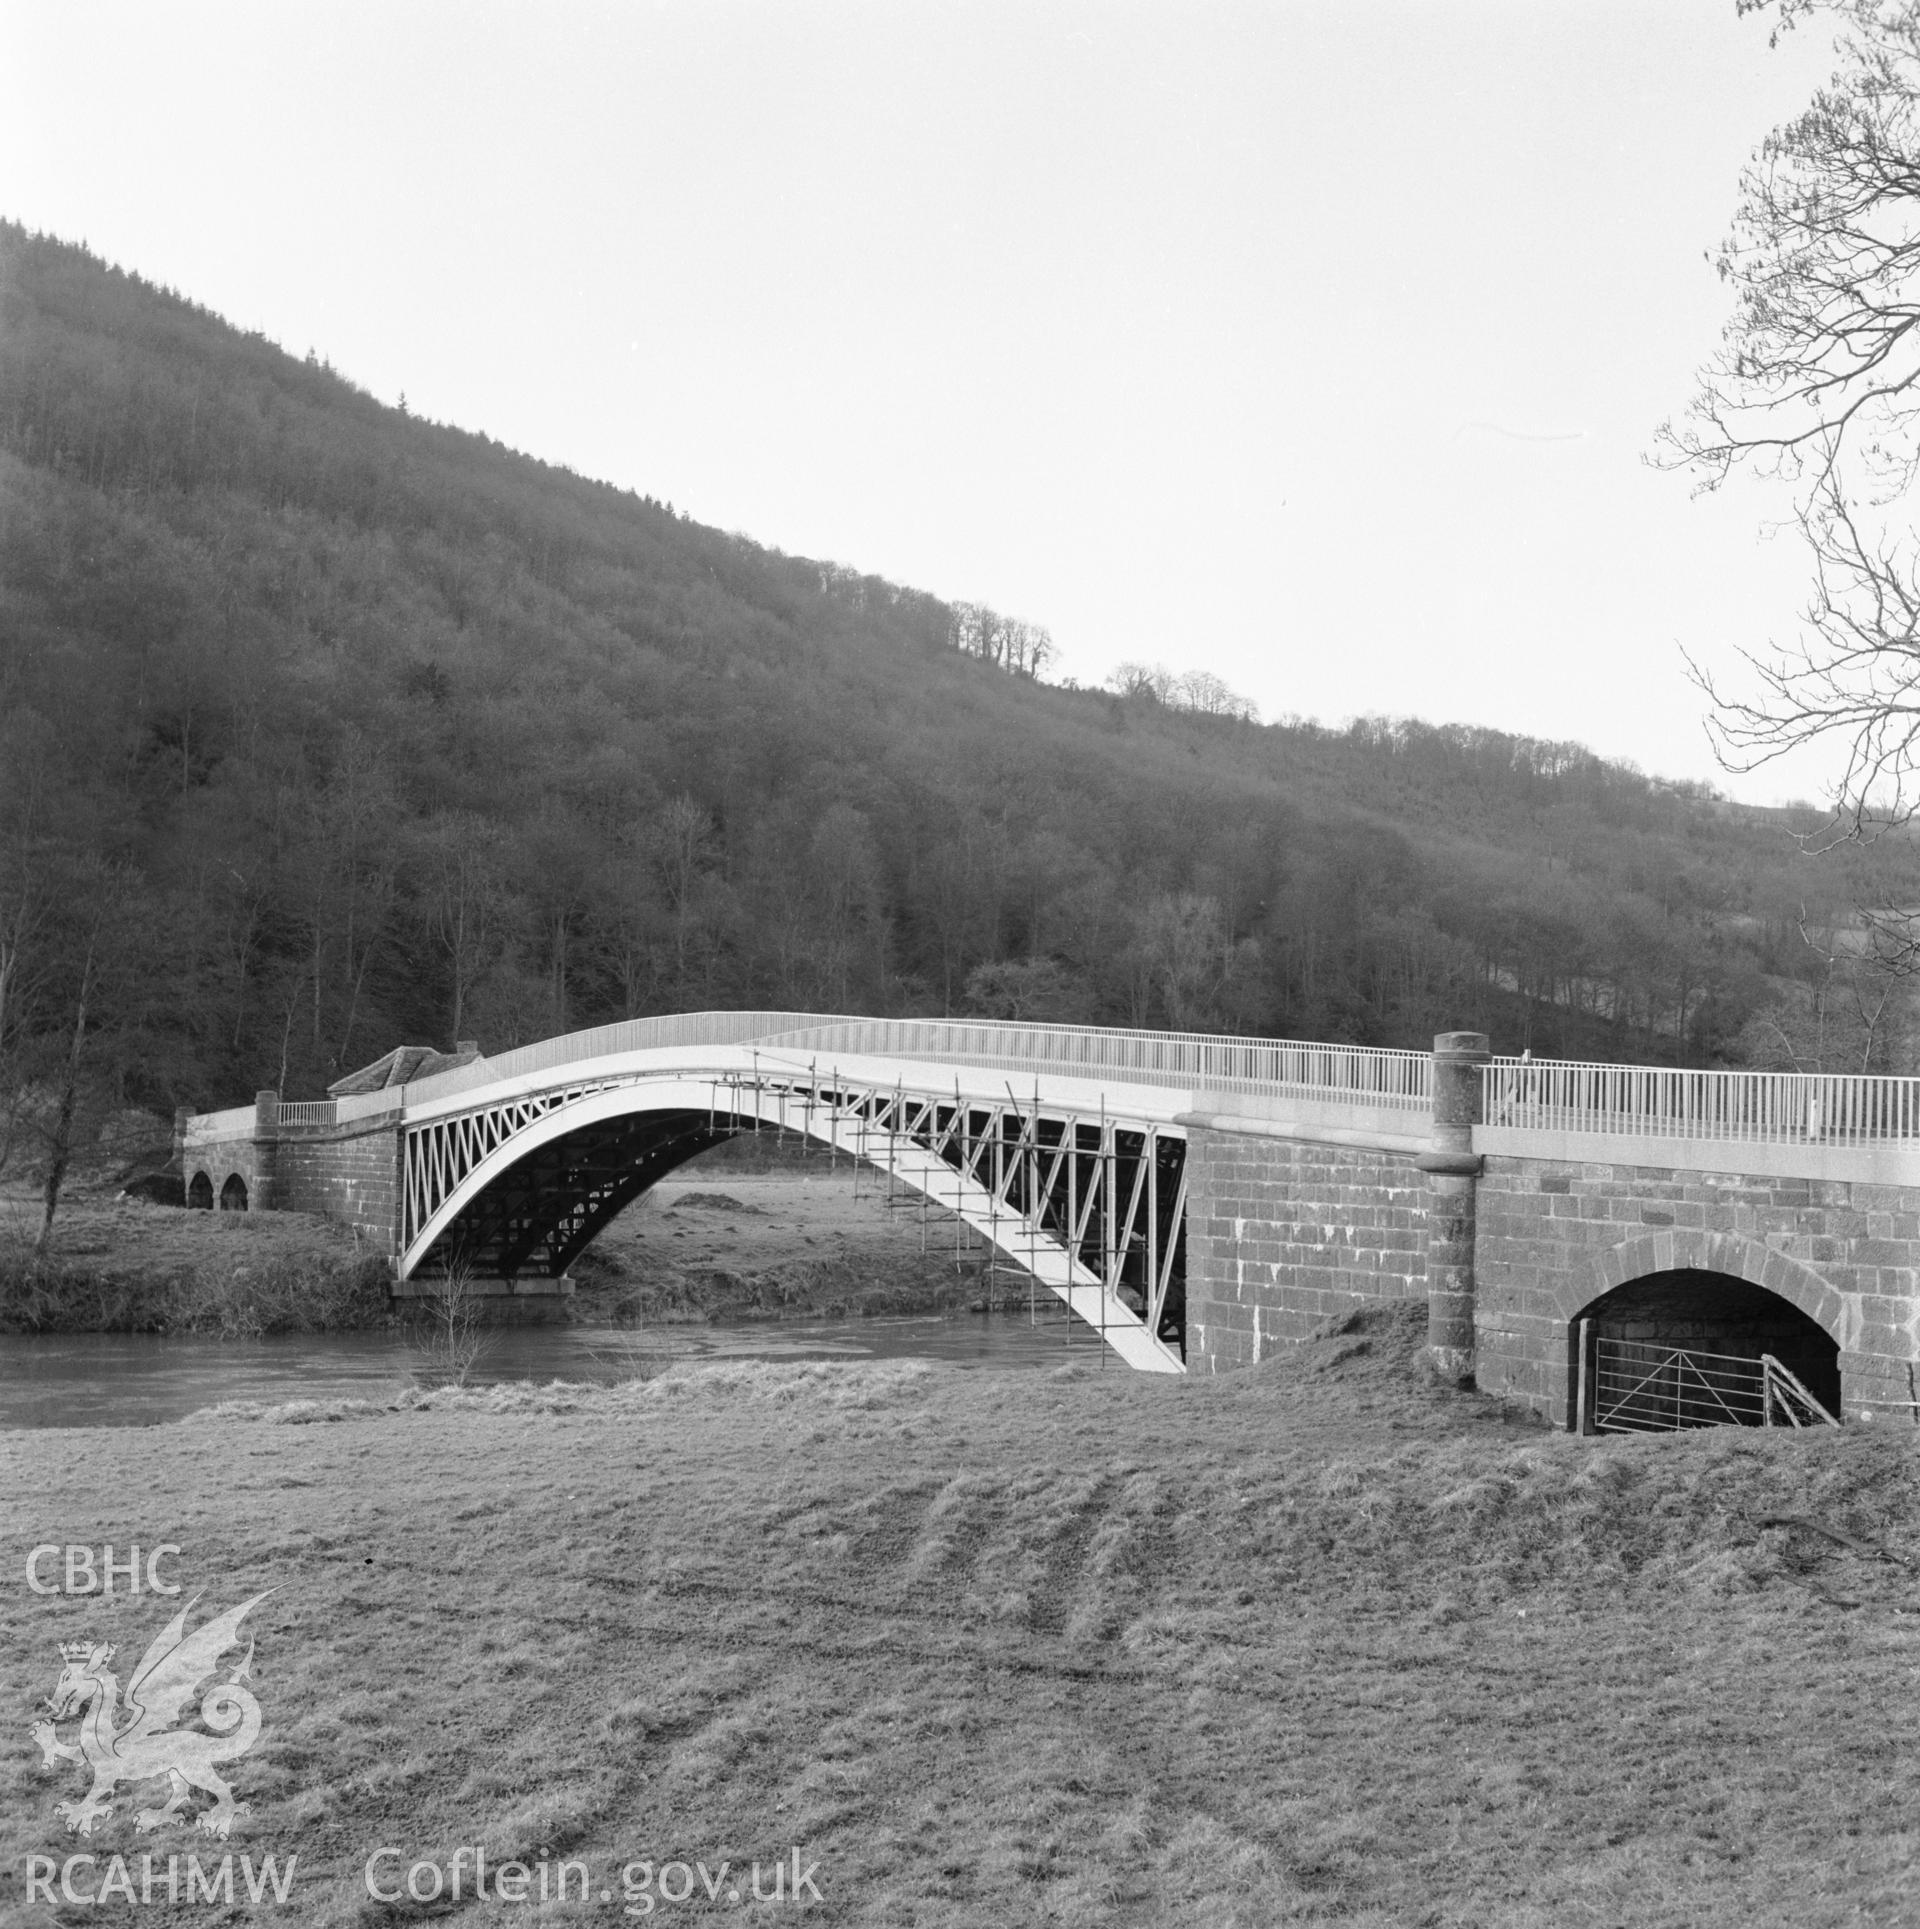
[1557,1227,1847,1349]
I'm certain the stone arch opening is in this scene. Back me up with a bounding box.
[187,1171,214,1210]
[1568,1267,1839,1430]
[219,1173,249,1212]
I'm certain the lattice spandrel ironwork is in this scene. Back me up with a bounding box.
[399,1067,1189,1365]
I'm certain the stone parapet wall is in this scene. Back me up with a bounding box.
[180,1134,270,1210]
[268,1120,404,1253]
[178,1112,402,1254]
[1185,1124,1426,1373]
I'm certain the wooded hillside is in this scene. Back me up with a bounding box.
[2,222,1911,1150]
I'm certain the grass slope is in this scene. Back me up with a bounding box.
[0,1188,387,1336]
[6,1305,1919,1925]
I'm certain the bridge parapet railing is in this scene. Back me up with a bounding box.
[391,1012,832,1111]
[190,1013,971,1136]
[182,1102,260,1142]
[254,1092,416,1129]
[334,1089,404,1123]
[1483,1057,1920,1143]
[214,1013,1436,1134]
[755,1018,1434,1108]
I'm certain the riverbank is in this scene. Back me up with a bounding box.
[0,1169,1002,1335]
[7,1302,1917,1926]
[0,1191,390,1336]
[575,1172,1000,1323]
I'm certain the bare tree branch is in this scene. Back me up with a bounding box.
[1661,4,1920,837]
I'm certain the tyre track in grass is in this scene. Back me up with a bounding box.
[1025,1473,1120,1636]
[846,1478,945,1572]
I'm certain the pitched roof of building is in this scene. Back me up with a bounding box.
[326,1042,481,1097]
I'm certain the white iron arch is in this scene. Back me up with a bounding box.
[400,1074,1185,1374]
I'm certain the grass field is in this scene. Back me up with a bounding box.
[6,1304,1920,1925]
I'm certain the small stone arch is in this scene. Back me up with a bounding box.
[1562,1229,1844,1429]
[188,1171,214,1210]
[1557,1228,1846,1350]
[219,1173,249,1212]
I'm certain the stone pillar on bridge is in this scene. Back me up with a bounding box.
[1418,1031,1488,1385]
[250,1090,279,1210]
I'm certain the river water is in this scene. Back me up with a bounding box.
[0,1312,1106,1428]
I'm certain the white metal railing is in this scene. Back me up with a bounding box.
[367,1010,1432,1116]
[1484,1057,1920,1145]
[398,1010,829,1108]
[190,1012,1423,1133]
[336,1087,411,1123]
[753,1017,1434,1106]
[181,1013,1920,1151]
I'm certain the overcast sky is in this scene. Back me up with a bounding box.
[1,2,1852,802]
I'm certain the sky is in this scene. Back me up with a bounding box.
[0,1,1855,803]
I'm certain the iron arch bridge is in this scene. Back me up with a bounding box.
[217,1012,1431,1377]
[375,1011,1378,1376]
[401,1055,1189,1372]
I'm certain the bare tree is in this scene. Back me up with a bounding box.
[1173,669,1259,722]
[30,861,133,1252]
[1106,659,1259,721]
[949,603,1057,678]
[0,824,47,1181]
[1003,618,1057,679]
[409,1263,496,1387]
[806,803,883,1010]
[1107,660,1177,702]
[1736,908,1920,1071]
[648,796,717,984]
[421,811,504,1044]
[37,926,100,1254]
[0,712,56,1184]
[1128,893,1229,1031]
[1658,2,1920,837]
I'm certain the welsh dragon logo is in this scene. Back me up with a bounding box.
[29,1591,271,1838]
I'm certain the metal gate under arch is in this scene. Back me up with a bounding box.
[1579,1327,1838,1433]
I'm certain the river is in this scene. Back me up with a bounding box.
[0,1311,1108,1428]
